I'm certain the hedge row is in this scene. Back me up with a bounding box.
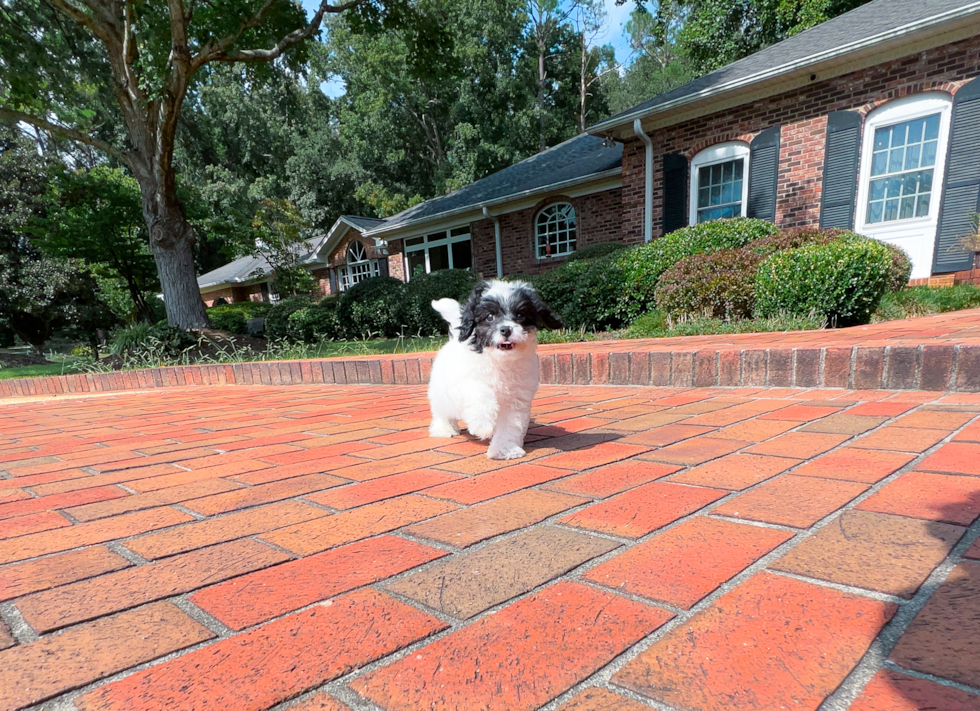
[267,269,478,343]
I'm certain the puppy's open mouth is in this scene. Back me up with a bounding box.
[497,342,515,351]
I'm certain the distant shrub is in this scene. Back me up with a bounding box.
[403,269,479,336]
[534,251,630,331]
[615,218,779,322]
[755,237,892,327]
[335,276,407,339]
[565,241,628,263]
[874,284,980,321]
[208,310,247,334]
[287,297,341,343]
[655,227,846,320]
[264,295,314,341]
[881,242,913,292]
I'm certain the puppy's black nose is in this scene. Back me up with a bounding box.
[499,325,512,338]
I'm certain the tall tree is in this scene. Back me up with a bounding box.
[525,0,581,151]
[0,0,376,329]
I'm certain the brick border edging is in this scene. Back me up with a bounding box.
[2,343,978,399]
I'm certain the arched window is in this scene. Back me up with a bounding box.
[855,93,953,280]
[338,240,379,291]
[689,142,750,224]
[535,203,577,259]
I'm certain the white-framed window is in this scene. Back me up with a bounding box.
[404,227,472,279]
[689,142,750,224]
[535,203,577,259]
[855,93,953,280]
[338,241,380,291]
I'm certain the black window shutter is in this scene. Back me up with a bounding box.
[662,153,688,235]
[377,257,389,277]
[819,111,862,229]
[933,78,980,273]
[747,125,780,221]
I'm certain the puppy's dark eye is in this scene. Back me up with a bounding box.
[484,314,495,323]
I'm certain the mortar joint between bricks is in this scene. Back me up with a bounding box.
[950,344,961,391]
[848,345,858,390]
[818,347,827,388]
[913,344,924,391]
[880,345,891,390]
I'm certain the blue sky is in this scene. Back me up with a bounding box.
[300,0,636,97]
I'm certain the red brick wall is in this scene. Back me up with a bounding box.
[469,188,623,277]
[620,34,980,244]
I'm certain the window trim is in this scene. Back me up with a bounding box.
[403,227,471,280]
[534,202,578,260]
[337,240,379,291]
[689,142,750,225]
[854,93,953,239]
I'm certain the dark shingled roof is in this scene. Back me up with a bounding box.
[368,134,622,234]
[592,0,980,132]
[340,215,386,231]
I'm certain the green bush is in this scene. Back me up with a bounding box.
[881,243,913,292]
[874,284,980,321]
[533,251,630,331]
[287,297,341,343]
[615,218,780,323]
[335,276,408,339]
[208,310,247,334]
[565,241,628,263]
[264,295,314,341]
[755,237,893,327]
[109,323,198,359]
[655,227,847,321]
[403,269,479,336]
[0,324,14,349]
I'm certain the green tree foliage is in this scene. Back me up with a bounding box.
[28,167,159,323]
[251,198,316,297]
[0,0,382,329]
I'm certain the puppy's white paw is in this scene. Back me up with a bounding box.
[429,419,459,438]
[486,445,526,460]
[465,421,494,440]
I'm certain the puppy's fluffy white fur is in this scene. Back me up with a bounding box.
[428,280,560,460]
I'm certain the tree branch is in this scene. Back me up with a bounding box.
[217,0,365,63]
[0,107,130,165]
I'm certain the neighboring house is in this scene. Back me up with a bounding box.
[197,215,392,306]
[199,0,980,305]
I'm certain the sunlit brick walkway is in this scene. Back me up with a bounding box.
[1,384,979,710]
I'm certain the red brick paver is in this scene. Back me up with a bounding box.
[2,382,979,710]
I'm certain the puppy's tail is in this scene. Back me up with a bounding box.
[431,298,461,339]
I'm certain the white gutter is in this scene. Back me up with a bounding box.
[590,2,980,135]
[482,206,503,278]
[633,119,654,243]
[362,167,621,239]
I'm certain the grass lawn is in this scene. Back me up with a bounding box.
[0,362,77,381]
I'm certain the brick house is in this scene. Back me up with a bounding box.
[199,0,980,304]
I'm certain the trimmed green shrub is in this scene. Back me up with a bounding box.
[615,218,780,322]
[208,310,247,334]
[626,311,825,338]
[109,323,197,358]
[265,295,314,341]
[335,276,408,339]
[655,227,848,320]
[533,251,630,331]
[881,242,913,292]
[755,237,893,327]
[403,269,479,336]
[207,301,272,334]
[565,241,628,263]
[288,297,341,343]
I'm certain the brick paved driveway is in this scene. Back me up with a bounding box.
[1,384,979,710]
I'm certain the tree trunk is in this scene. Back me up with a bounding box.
[142,197,209,330]
[537,44,547,152]
[579,31,587,133]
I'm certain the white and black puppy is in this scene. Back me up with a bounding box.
[428,280,562,459]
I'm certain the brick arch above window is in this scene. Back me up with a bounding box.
[855,83,958,116]
[684,133,757,160]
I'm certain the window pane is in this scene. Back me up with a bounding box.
[899,196,915,220]
[406,237,424,248]
[429,244,450,272]
[451,240,472,270]
[887,147,905,173]
[924,114,940,140]
[450,227,470,237]
[695,158,743,223]
[922,140,937,166]
[916,193,931,217]
[536,203,577,257]
[867,201,883,223]
[407,250,425,278]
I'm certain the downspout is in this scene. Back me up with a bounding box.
[633,118,654,243]
[483,206,503,278]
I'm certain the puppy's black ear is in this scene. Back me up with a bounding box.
[530,288,563,330]
[458,281,489,344]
